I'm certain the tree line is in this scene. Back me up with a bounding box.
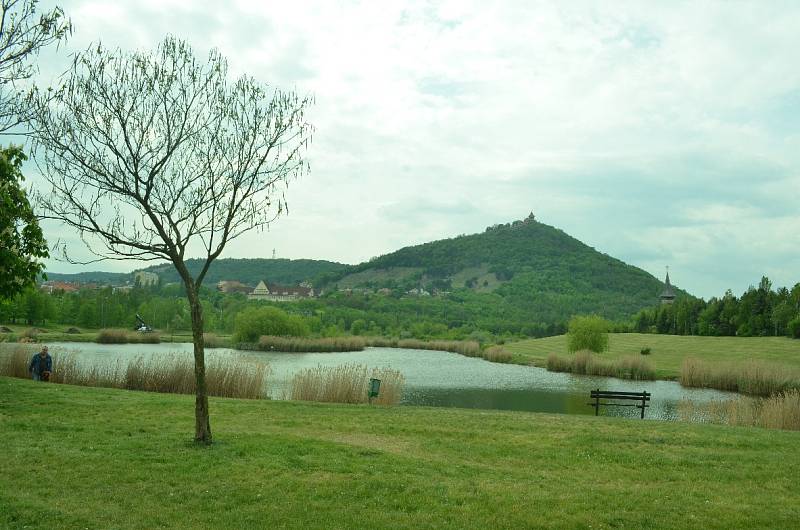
[633,277,800,338]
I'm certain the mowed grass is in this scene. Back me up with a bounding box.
[1,377,799,529]
[507,333,800,379]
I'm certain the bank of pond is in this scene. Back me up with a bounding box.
[2,341,798,430]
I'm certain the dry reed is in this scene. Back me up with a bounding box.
[0,346,268,399]
[249,335,367,352]
[96,328,161,344]
[483,345,513,363]
[679,389,800,431]
[546,350,655,380]
[680,358,800,397]
[289,363,404,405]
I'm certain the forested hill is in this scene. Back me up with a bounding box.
[47,258,348,287]
[139,258,348,286]
[318,215,687,321]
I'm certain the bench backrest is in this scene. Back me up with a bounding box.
[590,390,650,401]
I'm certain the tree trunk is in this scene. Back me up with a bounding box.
[187,286,212,444]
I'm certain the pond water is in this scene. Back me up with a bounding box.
[18,342,737,421]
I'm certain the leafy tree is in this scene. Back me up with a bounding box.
[0,146,47,298]
[30,37,313,444]
[567,315,610,353]
[232,306,310,343]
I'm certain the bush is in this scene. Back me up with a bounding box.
[232,306,310,343]
[567,315,610,353]
[640,346,651,355]
[788,317,800,339]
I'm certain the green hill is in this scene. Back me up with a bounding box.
[45,258,348,288]
[138,258,348,287]
[320,215,686,322]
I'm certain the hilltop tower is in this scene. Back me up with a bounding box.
[660,267,676,305]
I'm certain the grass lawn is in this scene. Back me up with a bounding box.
[1,377,799,529]
[506,333,800,379]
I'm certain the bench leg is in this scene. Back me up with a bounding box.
[640,397,646,419]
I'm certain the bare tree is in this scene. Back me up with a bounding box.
[0,0,70,132]
[30,37,313,443]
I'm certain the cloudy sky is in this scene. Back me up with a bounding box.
[29,0,800,298]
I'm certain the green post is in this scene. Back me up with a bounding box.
[368,378,381,404]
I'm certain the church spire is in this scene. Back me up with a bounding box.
[660,266,676,305]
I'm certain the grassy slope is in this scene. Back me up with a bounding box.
[0,324,219,344]
[506,333,800,378]
[1,377,799,529]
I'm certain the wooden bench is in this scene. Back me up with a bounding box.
[588,389,651,419]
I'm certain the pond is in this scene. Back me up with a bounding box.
[19,342,736,421]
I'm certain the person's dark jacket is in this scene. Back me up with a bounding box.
[29,353,52,375]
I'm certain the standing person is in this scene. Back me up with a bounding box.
[28,346,52,381]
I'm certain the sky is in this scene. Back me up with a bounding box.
[25,0,800,299]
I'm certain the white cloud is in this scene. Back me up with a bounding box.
[30,0,800,297]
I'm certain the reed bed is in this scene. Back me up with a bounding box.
[482,345,513,363]
[203,333,231,349]
[289,363,404,405]
[0,346,268,399]
[679,389,800,431]
[364,337,481,356]
[680,358,800,397]
[96,328,161,344]
[546,350,656,380]
[241,335,367,353]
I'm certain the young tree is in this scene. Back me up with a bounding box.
[567,314,610,353]
[0,0,71,132]
[30,37,313,443]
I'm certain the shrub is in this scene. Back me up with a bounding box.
[232,306,310,343]
[567,315,610,353]
[640,346,651,355]
[788,317,800,339]
[20,328,39,341]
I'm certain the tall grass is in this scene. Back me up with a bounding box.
[679,390,800,431]
[680,358,800,397]
[243,335,367,353]
[0,345,268,399]
[546,350,655,380]
[289,363,404,405]
[96,328,161,344]
[364,337,481,356]
[483,345,513,363]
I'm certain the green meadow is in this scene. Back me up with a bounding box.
[1,377,799,529]
[506,333,800,379]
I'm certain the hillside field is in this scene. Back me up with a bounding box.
[506,333,800,379]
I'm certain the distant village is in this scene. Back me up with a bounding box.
[39,270,445,302]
